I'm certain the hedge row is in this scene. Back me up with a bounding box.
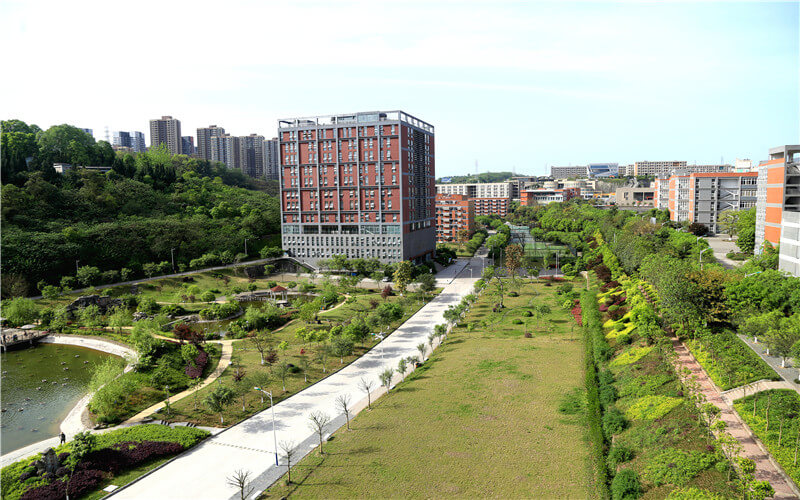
[581,290,610,498]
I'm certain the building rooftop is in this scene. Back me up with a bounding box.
[278,110,434,133]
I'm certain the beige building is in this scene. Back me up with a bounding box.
[149,115,182,154]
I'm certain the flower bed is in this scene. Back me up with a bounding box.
[684,332,779,390]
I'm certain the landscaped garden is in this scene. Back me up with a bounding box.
[733,389,800,485]
[684,332,780,391]
[265,280,592,498]
[1,425,209,500]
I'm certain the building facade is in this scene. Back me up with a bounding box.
[435,193,474,243]
[112,131,146,153]
[210,135,241,169]
[435,182,512,217]
[149,116,182,154]
[181,136,195,155]
[279,110,435,265]
[263,138,280,180]
[550,165,588,178]
[520,188,581,205]
[239,134,265,178]
[754,145,800,277]
[588,163,619,178]
[614,187,656,207]
[197,125,226,161]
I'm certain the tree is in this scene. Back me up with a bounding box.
[226,469,255,500]
[416,272,436,295]
[764,314,800,367]
[41,285,61,300]
[249,330,274,365]
[108,306,133,333]
[736,208,757,254]
[275,362,291,392]
[482,266,506,308]
[393,261,414,295]
[205,385,234,424]
[314,343,330,373]
[379,367,394,392]
[717,209,742,238]
[259,246,283,259]
[358,377,375,409]
[65,431,96,500]
[417,343,426,361]
[280,440,297,484]
[331,335,355,363]
[504,243,524,280]
[335,394,352,430]
[2,297,39,326]
[381,285,393,301]
[308,411,331,454]
[397,358,408,381]
[76,265,101,287]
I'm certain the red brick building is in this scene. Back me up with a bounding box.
[435,193,474,243]
[472,198,510,217]
[279,111,435,265]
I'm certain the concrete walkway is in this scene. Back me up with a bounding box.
[672,338,800,499]
[109,257,480,500]
[721,380,797,405]
[738,334,800,391]
[705,235,744,269]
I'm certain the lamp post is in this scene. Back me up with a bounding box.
[75,260,79,275]
[164,386,170,416]
[244,238,249,257]
[699,247,711,270]
[171,248,176,273]
[254,387,279,466]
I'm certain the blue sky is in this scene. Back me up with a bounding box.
[1,0,797,176]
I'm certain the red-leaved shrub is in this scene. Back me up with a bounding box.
[20,470,104,500]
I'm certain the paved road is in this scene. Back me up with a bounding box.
[704,235,744,270]
[672,338,800,499]
[110,257,481,500]
[738,334,800,391]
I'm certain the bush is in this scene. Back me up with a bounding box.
[508,291,519,297]
[512,319,523,325]
[607,445,634,471]
[200,291,216,302]
[611,469,642,500]
[20,470,104,500]
[160,304,185,316]
[602,408,628,437]
[642,448,716,486]
[137,297,160,315]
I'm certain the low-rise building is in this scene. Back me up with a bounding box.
[550,165,589,178]
[614,187,655,207]
[520,188,581,205]
[436,182,512,217]
[435,193,474,243]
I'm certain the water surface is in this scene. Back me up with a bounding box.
[1,343,118,454]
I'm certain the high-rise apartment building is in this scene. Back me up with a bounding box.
[149,116,182,154]
[112,131,146,153]
[435,193,474,243]
[263,138,280,180]
[754,145,800,276]
[181,136,195,155]
[435,182,512,217]
[656,171,757,233]
[197,125,226,161]
[239,134,265,178]
[279,110,435,265]
[210,135,241,169]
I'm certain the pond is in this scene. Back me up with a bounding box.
[0,343,119,454]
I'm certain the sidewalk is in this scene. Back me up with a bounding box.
[738,334,800,391]
[109,258,481,500]
[671,338,800,499]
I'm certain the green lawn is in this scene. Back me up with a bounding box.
[266,281,591,498]
[733,390,800,485]
[155,290,439,427]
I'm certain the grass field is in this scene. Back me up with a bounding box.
[155,290,439,427]
[266,281,590,498]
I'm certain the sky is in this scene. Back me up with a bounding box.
[1,0,798,177]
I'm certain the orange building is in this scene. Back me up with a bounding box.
[472,197,510,217]
[435,193,475,243]
[754,146,800,278]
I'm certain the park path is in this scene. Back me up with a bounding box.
[109,258,479,500]
[738,334,800,391]
[721,380,797,404]
[671,338,800,499]
[122,340,234,425]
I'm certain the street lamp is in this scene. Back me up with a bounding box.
[164,386,170,416]
[253,387,279,466]
[244,238,249,257]
[699,247,712,270]
[171,248,176,273]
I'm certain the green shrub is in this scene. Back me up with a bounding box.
[558,388,585,415]
[607,444,634,471]
[609,346,653,368]
[611,469,642,500]
[137,297,160,315]
[642,448,715,487]
[666,487,726,499]
[512,319,523,325]
[522,310,532,317]
[616,334,632,345]
[602,408,628,437]
[599,384,618,408]
[624,395,683,421]
[200,291,216,302]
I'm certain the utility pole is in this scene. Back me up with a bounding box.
[75,260,79,274]
[171,248,176,273]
